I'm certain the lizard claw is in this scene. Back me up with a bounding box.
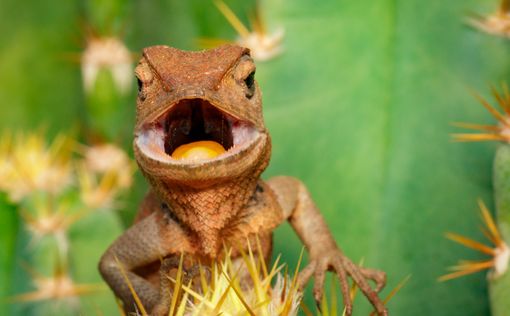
[298,249,387,316]
[312,260,327,308]
[360,267,387,293]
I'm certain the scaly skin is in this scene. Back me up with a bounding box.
[99,44,388,315]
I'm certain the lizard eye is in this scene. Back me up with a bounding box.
[136,77,147,101]
[244,71,255,99]
[137,78,143,93]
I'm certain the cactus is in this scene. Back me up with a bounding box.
[491,145,510,315]
[449,0,510,302]
[0,133,131,315]
[447,79,510,316]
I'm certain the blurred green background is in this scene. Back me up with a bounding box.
[0,0,507,315]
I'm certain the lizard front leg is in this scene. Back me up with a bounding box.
[98,211,192,314]
[267,176,387,316]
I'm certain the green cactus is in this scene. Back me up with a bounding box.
[0,133,130,315]
[491,145,510,316]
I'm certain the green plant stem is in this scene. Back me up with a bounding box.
[490,144,510,316]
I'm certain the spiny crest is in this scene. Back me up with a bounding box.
[452,84,510,143]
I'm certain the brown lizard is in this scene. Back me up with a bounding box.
[99,44,388,315]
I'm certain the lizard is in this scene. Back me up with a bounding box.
[98,44,388,315]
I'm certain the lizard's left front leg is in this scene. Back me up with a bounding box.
[99,212,192,315]
[267,176,387,316]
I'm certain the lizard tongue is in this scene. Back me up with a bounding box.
[171,140,226,161]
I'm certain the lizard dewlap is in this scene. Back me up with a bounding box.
[171,141,226,160]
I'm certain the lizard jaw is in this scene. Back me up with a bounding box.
[135,98,262,166]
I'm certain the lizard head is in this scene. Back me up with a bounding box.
[133,44,270,186]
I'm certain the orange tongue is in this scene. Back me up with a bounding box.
[171,141,226,161]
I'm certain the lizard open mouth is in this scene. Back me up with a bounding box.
[163,99,234,154]
[136,98,260,163]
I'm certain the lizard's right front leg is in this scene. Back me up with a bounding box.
[98,211,191,314]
